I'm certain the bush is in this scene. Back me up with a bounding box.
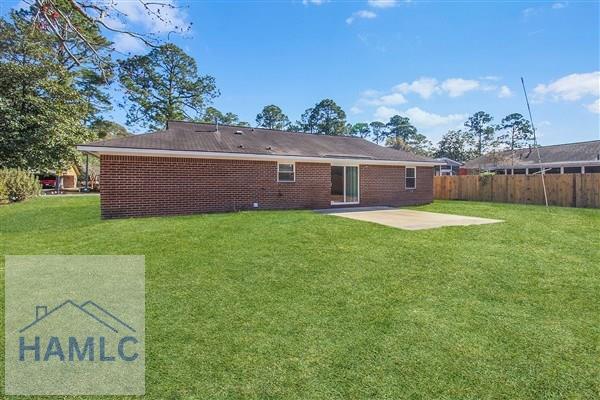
[0,168,41,203]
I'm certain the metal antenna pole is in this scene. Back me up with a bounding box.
[521,77,549,209]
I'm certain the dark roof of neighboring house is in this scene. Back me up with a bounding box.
[435,158,463,167]
[80,121,436,163]
[463,140,600,169]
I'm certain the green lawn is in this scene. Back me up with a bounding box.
[1,196,599,399]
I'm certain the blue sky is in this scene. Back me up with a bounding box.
[4,0,600,145]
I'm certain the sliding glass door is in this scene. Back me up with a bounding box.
[345,166,358,203]
[331,166,345,203]
[331,166,359,204]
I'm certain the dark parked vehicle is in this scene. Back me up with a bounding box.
[39,176,56,189]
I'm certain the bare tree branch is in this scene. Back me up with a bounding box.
[39,9,81,67]
[47,0,109,80]
[94,18,158,48]
[28,0,190,74]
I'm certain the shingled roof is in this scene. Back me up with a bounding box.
[79,121,437,164]
[463,140,600,169]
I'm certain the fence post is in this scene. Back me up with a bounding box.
[572,173,577,207]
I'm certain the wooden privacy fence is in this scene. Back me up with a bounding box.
[434,174,600,208]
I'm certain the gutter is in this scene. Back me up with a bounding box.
[465,160,600,169]
[76,145,444,167]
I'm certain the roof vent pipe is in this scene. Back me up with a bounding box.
[215,117,219,132]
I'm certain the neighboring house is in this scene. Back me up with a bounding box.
[38,166,79,190]
[434,158,462,176]
[77,121,440,219]
[462,140,600,175]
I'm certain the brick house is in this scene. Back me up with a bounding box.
[77,121,439,219]
[461,140,600,175]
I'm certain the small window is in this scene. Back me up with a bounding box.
[405,167,416,189]
[585,166,600,173]
[278,163,295,182]
[563,167,582,174]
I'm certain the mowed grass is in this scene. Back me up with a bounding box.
[1,196,599,399]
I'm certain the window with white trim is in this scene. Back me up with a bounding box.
[405,167,416,189]
[278,163,295,182]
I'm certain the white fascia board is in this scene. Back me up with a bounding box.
[76,145,443,167]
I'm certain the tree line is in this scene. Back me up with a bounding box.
[434,111,534,162]
[251,105,534,163]
[0,3,533,174]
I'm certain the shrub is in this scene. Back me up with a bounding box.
[0,168,41,203]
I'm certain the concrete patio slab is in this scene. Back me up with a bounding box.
[316,207,503,230]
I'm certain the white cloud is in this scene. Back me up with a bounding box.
[373,106,467,128]
[393,76,494,98]
[379,93,407,105]
[360,89,381,98]
[534,72,600,114]
[440,78,481,97]
[552,2,567,9]
[481,84,498,92]
[346,10,377,24]
[303,0,327,5]
[374,106,399,121]
[358,88,406,107]
[366,76,508,107]
[368,0,396,8]
[402,107,468,128]
[112,33,146,54]
[586,98,600,114]
[534,72,600,101]
[350,106,364,114]
[110,0,188,35]
[100,15,127,31]
[393,77,440,99]
[498,85,513,98]
[367,93,407,106]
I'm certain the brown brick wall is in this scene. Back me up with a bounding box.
[100,155,433,218]
[360,165,434,207]
[100,155,331,218]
